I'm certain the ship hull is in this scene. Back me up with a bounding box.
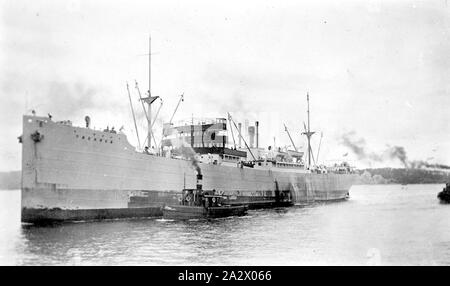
[21,206,162,223]
[20,116,356,223]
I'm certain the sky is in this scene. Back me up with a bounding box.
[0,0,449,171]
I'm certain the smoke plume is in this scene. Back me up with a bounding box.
[169,137,202,175]
[408,160,450,170]
[385,146,408,167]
[340,131,383,162]
[339,131,448,169]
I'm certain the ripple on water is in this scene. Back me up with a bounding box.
[1,185,450,265]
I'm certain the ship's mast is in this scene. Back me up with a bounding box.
[307,92,311,166]
[302,92,315,169]
[148,36,152,148]
[148,36,152,103]
[140,35,159,149]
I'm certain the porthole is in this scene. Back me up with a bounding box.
[100,139,102,142]
[82,136,85,139]
[88,137,90,140]
[110,141,113,144]
[94,138,96,141]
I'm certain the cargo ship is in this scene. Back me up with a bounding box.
[19,98,355,222]
[19,42,356,223]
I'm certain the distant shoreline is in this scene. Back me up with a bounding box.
[356,168,450,185]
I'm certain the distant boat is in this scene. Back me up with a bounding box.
[437,183,450,204]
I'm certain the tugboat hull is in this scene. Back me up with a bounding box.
[163,205,248,220]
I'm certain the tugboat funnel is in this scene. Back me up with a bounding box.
[196,174,203,191]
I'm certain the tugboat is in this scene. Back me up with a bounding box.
[437,183,450,204]
[163,174,248,220]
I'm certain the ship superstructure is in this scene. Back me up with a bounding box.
[160,117,306,169]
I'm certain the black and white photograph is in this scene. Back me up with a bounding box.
[0,0,449,269]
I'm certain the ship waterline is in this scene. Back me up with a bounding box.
[21,115,356,223]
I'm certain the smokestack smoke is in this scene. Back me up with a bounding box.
[170,137,202,176]
[340,131,381,161]
[340,131,409,168]
[340,132,450,170]
[386,146,408,167]
[409,160,450,170]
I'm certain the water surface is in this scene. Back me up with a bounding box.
[0,184,449,265]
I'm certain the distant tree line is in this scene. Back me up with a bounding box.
[355,168,450,185]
